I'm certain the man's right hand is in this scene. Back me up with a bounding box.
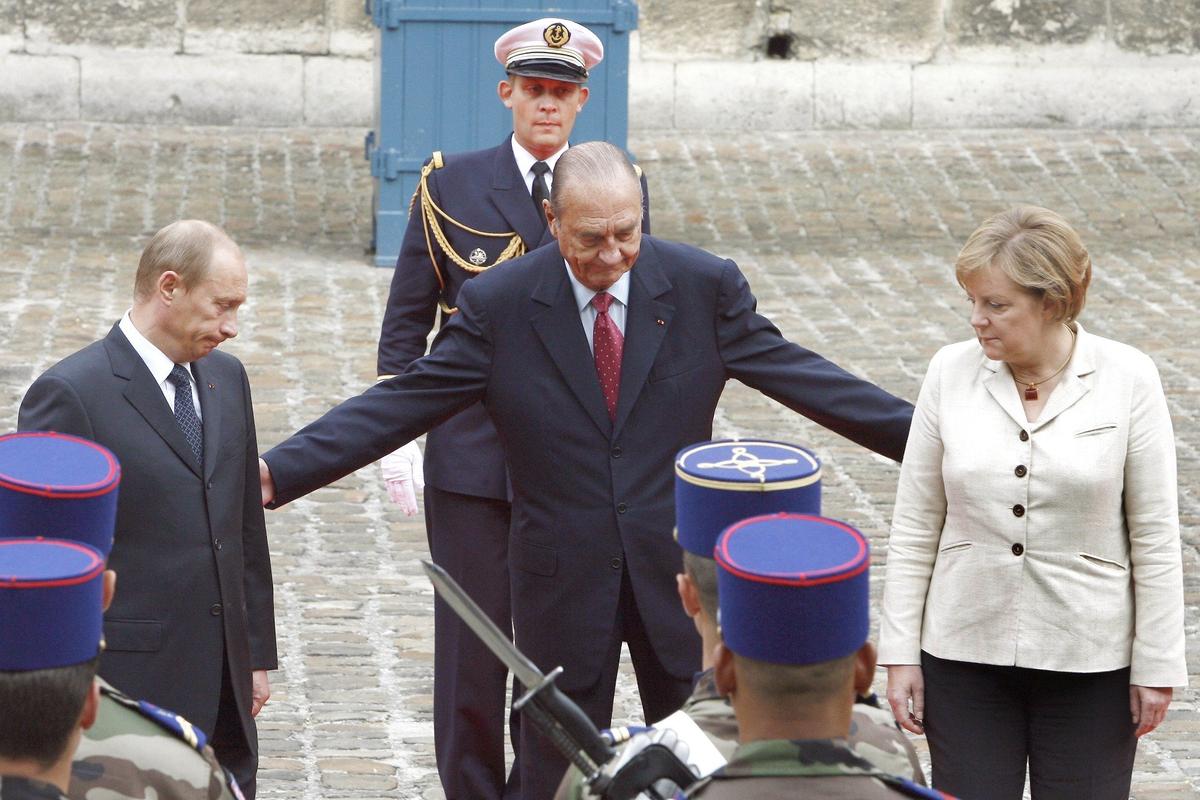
[381,441,425,515]
[259,458,275,507]
[886,664,926,735]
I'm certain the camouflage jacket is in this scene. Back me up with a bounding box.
[683,739,948,799]
[0,777,68,800]
[553,674,922,799]
[70,679,242,800]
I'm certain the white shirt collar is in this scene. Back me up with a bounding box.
[511,136,569,186]
[118,311,191,385]
[564,263,631,313]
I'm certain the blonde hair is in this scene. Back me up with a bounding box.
[955,206,1092,322]
[134,220,239,300]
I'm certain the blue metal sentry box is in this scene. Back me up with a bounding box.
[365,1,639,267]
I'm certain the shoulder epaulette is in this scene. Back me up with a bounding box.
[410,149,526,315]
[100,682,209,753]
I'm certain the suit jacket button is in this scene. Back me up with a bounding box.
[209,603,223,616]
[611,446,622,458]
[214,539,223,551]
[1012,543,1024,556]
[1012,504,1025,517]
[1019,430,1029,442]
[617,502,628,514]
[206,480,214,490]
[610,557,622,570]
[1015,465,1027,478]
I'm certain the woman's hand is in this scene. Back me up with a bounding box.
[886,665,926,735]
[1130,685,1172,737]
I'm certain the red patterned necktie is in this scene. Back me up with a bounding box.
[592,292,624,421]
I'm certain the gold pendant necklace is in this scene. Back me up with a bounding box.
[1011,327,1077,401]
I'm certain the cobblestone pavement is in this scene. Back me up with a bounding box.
[2,123,1199,798]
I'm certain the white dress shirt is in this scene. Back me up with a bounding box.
[510,137,568,197]
[118,312,202,420]
[564,265,629,354]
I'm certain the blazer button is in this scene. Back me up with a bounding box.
[1012,504,1025,517]
[1012,543,1024,556]
[213,538,223,551]
[610,557,622,570]
[611,446,622,458]
[1019,430,1029,442]
[1014,465,1027,478]
[617,502,628,514]
[206,480,214,490]
[209,603,223,616]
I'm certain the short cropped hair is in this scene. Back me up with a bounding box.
[734,650,856,703]
[955,206,1092,322]
[0,657,98,768]
[682,550,718,621]
[550,141,641,218]
[134,220,239,300]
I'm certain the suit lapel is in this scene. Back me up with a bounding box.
[192,360,222,481]
[981,326,1095,432]
[529,254,612,437]
[105,326,204,479]
[490,137,552,253]
[613,240,674,437]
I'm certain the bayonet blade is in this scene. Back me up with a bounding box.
[421,560,545,689]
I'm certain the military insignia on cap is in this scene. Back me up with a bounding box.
[469,248,488,265]
[544,22,570,48]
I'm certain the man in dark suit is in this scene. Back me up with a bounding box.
[260,142,913,799]
[18,220,277,799]
[376,17,649,799]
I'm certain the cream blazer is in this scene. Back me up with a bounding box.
[878,325,1186,687]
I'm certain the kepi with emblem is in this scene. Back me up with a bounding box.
[494,17,604,84]
[675,439,821,558]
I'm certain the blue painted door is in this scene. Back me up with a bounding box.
[367,0,639,266]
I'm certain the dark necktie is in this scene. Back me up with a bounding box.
[592,292,624,421]
[168,364,203,465]
[531,161,551,228]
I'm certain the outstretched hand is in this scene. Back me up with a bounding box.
[259,458,275,507]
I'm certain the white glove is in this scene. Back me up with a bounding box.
[381,441,424,515]
[592,728,697,800]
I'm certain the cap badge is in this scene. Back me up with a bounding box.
[698,446,800,482]
[469,248,488,266]
[543,22,570,48]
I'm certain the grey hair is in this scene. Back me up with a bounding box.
[550,141,642,217]
[135,219,240,300]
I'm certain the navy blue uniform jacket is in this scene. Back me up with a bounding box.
[377,136,650,499]
[265,236,913,689]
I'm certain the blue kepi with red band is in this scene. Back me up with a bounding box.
[675,439,821,558]
[715,513,869,665]
[0,537,106,670]
[0,431,120,557]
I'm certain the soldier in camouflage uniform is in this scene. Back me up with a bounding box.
[681,514,953,799]
[0,433,242,800]
[0,539,104,800]
[70,677,243,800]
[554,441,923,799]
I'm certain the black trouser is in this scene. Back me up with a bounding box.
[211,659,257,800]
[425,486,517,800]
[922,652,1137,800]
[514,566,693,800]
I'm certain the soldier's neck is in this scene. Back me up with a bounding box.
[698,618,720,670]
[0,754,72,795]
[732,692,853,744]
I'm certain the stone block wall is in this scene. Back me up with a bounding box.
[1,0,1199,128]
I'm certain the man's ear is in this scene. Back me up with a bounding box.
[853,642,878,697]
[713,642,736,698]
[497,79,514,108]
[676,573,702,619]
[157,270,181,304]
[101,569,116,613]
[577,85,590,111]
[544,204,560,239]
[80,680,101,730]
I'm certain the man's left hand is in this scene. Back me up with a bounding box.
[252,670,271,717]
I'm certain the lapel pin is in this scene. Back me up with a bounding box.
[655,319,665,326]
[208,383,216,389]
